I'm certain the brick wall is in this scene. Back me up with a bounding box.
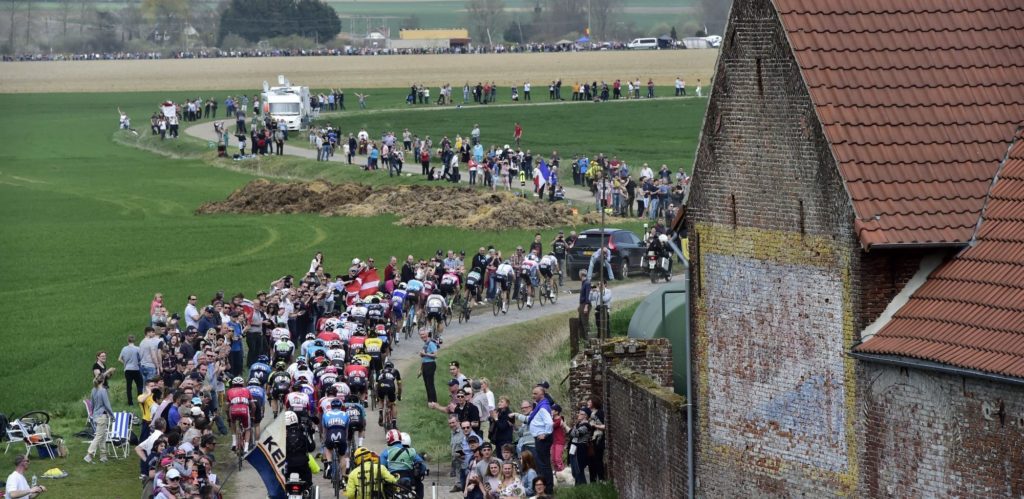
[605,366,687,499]
[568,338,674,410]
[685,0,864,493]
[857,363,1024,497]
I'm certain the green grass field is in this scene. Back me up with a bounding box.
[0,85,700,498]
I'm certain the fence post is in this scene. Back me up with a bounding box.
[569,318,581,358]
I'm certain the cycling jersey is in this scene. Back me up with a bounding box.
[327,348,346,363]
[293,368,315,386]
[377,368,401,389]
[306,345,327,360]
[318,396,337,415]
[465,270,481,288]
[249,362,272,384]
[406,279,424,294]
[391,290,406,318]
[349,305,368,321]
[364,338,384,355]
[496,263,514,279]
[521,259,538,275]
[344,402,366,431]
[248,386,267,407]
[348,335,366,351]
[274,340,295,357]
[352,354,372,368]
[540,255,558,269]
[421,280,436,298]
[270,372,292,394]
[286,391,309,412]
[319,372,339,389]
[317,330,341,343]
[227,387,252,425]
[322,408,350,430]
[345,364,369,384]
[366,303,385,322]
[425,294,446,315]
[440,273,460,287]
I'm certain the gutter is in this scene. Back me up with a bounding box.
[665,235,694,499]
[866,242,967,251]
[849,351,1024,387]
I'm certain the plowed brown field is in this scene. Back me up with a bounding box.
[0,50,717,93]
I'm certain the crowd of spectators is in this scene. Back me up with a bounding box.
[3,41,682,62]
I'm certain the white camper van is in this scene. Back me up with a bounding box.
[260,75,311,131]
[627,38,658,49]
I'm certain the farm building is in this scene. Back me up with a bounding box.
[684,0,1024,496]
[393,28,470,49]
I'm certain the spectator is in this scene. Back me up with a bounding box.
[85,373,113,463]
[526,385,554,490]
[419,329,439,404]
[119,335,143,405]
[5,455,47,498]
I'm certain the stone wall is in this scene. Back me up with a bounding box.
[568,337,674,409]
[857,363,1024,497]
[605,366,687,499]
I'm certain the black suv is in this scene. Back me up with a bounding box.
[566,228,646,280]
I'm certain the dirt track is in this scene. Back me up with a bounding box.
[0,50,717,93]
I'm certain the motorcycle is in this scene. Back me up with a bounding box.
[286,473,320,499]
[647,250,672,283]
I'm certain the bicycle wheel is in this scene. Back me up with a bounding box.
[463,302,471,322]
[332,452,341,499]
[550,281,559,304]
[444,308,452,327]
[539,284,548,306]
[457,297,466,324]
[516,286,526,310]
[493,298,500,316]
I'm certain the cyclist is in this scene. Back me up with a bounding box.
[306,339,328,361]
[348,298,369,326]
[247,377,267,427]
[226,377,254,452]
[366,296,386,328]
[249,355,273,387]
[439,269,461,305]
[520,252,540,307]
[321,398,351,483]
[465,266,482,306]
[539,252,560,299]
[364,330,385,384]
[495,259,515,313]
[345,447,397,499]
[375,360,402,428]
[551,231,570,287]
[344,394,367,448]
[380,430,425,499]
[405,277,423,318]
[286,383,312,429]
[272,329,295,364]
[327,340,347,368]
[293,360,315,386]
[344,357,370,407]
[424,291,448,341]
[268,362,292,417]
[318,365,340,397]
[391,283,407,328]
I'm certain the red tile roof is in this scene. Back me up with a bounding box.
[855,130,1024,377]
[774,0,1024,247]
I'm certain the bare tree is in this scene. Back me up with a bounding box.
[588,0,622,40]
[542,0,585,39]
[464,0,506,46]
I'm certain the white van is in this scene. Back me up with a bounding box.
[627,38,658,50]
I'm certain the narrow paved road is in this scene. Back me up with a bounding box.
[184,121,599,205]
[229,277,671,498]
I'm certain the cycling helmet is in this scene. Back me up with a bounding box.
[330,398,344,409]
[296,357,307,364]
[658,234,669,243]
[370,296,380,304]
[275,361,286,370]
[353,447,376,465]
[313,339,325,347]
[346,394,359,403]
[336,382,351,396]
[328,340,343,349]
[305,333,316,340]
[400,432,411,447]
[352,258,362,266]
[230,377,245,387]
[257,355,270,364]
[248,377,260,386]
[284,411,298,426]
[386,429,402,446]
[384,360,394,370]
[324,365,338,375]
[398,283,407,290]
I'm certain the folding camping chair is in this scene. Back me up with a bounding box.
[105,411,133,459]
[5,420,54,459]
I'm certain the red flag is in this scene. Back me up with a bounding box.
[241,299,255,322]
[345,280,361,306]
[359,268,380,298]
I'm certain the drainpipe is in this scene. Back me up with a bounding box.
[665,236,694,498]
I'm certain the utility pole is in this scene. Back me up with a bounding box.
[25,0,32,47]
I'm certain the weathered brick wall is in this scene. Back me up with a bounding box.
[685,0,864,494]
[605,366,687,499]
[857,363,1024,497]
[568,338,674,410]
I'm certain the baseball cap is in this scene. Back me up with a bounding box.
[448,379,460,387]
[160,456,174,467]
[166,468,181,479]
[191,406,203,416]
[191,397,202,405]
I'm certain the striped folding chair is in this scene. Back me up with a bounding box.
[105,412,133,459]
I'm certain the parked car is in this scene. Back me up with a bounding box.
[566,228,647,280]
[627,38,659,50]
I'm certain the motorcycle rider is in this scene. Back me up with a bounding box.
[285,410,316,494]
[380,429,425,499]
[646,234,673,274]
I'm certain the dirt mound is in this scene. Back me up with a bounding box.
[198,179,602,230]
